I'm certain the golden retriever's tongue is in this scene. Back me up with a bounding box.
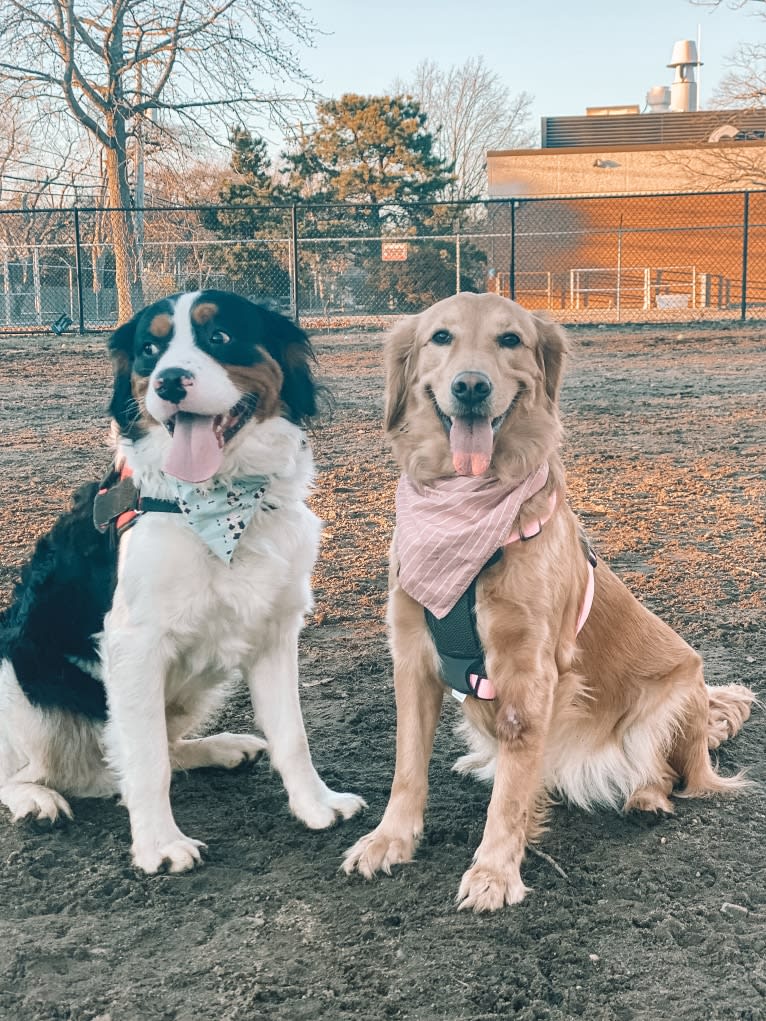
[163,412,223,483]
[449,416,493,476]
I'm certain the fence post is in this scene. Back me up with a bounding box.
[290,204,300,325]
[73,207,86,335]
[616,216,623,321]
[455,231,461,294]
[32,246,42,325]
[509,200,516,300]
[2,254,9,326]
[740,191,750,321]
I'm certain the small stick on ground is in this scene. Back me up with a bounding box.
[527,844,569,881]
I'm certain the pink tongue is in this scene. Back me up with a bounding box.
[163,412,224,483]
[449,416,493,476]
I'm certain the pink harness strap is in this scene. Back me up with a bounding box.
[576,560,596,635]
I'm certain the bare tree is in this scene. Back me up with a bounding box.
[0,0,315,318]
[691,0,766,107]
[394,57,536,202]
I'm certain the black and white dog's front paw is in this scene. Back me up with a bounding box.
[131,831,207,875]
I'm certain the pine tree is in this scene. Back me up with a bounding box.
[205,128,291,306]
[282,95,486,311]
[285,94,453,212]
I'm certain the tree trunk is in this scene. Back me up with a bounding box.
[104,147,138,321]
[104,11,143,323]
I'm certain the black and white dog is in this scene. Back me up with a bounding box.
[0,290,365,873]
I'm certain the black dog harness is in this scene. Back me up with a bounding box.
[426,535,597,703]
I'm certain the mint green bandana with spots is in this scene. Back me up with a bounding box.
[165,475,271,563]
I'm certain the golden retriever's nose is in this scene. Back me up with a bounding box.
[451,371,492,408]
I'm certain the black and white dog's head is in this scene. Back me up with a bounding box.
[108,290,318,482]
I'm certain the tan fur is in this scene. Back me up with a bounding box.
[130,374,155,431]
[191,302,218,325]
[344,292,753,912]
[148,313,173,338]
[223,347,284,421]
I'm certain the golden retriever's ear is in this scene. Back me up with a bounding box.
[533,314,568,406]
[384,315,418,431]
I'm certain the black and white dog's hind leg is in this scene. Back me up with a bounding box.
[0,666,112,825]
[0,483,117,825]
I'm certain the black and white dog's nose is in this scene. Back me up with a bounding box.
[451,371,493,407]
[154,367,195,404]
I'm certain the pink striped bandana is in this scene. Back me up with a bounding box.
[395,463,550,619]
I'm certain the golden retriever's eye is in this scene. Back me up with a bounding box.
[210,330,233,345]
[498,332,522,349]
[431,330,452,346]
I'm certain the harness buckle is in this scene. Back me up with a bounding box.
[93,473,140,535]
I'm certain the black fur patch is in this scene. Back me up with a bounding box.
[0,484,116,720]
[188,291,319,425]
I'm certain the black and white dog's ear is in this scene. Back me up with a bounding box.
[107,316,142,436]
[261,309,319,425]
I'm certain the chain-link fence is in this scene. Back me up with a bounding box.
[0,190,762,333]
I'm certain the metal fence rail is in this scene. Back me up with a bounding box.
[0,190,763,333]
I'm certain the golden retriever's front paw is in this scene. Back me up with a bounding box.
[456,863,529,912]
[342,827,417,879]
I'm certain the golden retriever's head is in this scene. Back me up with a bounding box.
[384,292,568,484]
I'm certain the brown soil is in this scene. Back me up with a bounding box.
[0,319,764,1021]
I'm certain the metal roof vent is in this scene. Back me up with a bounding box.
[646,85,672,113]
[668,39,702,112]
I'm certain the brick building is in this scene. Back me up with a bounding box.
[483,107,765,319]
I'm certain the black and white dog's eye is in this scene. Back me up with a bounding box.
[142,341,161,357]
[498,332,521,349]
[210,330,233,345]
[431,329,452,346]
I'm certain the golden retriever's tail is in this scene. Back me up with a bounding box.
[673,683,755,798]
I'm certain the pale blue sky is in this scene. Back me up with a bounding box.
[296,0,756,136]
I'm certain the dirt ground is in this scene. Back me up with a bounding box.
[0,317,764,1021]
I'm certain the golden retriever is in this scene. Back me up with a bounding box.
[343,292,753,912]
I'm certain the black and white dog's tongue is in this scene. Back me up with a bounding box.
[163,412,223,483]
[449,416,493,476]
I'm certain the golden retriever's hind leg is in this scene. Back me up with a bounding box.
[706,684,754,750]
[452,713,497,783]
[624,765,677,815]
[671,681,751,799]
